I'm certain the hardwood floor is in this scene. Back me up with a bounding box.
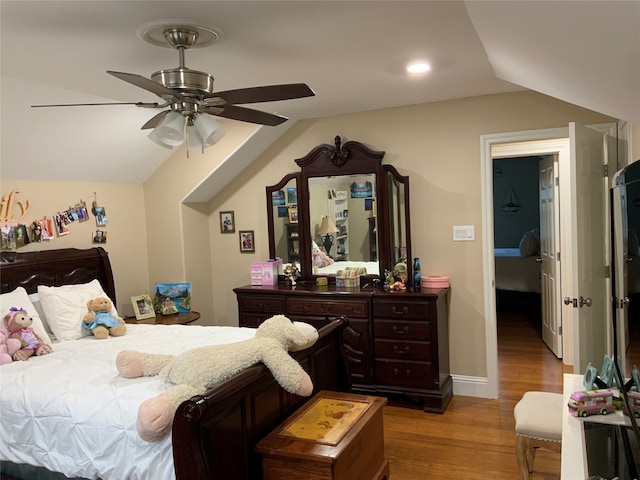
[382,309,571,479]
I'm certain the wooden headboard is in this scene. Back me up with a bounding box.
[0,247,117,306]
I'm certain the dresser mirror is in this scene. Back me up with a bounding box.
[266,136,412,284]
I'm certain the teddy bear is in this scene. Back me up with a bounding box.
[83,297,127,339]
[116,314,318,442]
[0,316,21,365]
[5,307,52,361]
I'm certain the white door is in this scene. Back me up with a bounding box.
[539,155,562,357]
[569,122,608,373]
[612,182,629,370]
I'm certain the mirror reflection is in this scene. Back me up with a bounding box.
[270,177,300,271]
[387,170,407,267]
[308,174,378,276]
[266,136,412,284]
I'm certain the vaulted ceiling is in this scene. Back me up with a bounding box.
[2,1,638,184]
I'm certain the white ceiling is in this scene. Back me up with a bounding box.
[1,1,638,184]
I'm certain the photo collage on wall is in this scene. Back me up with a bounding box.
[0,191,109,252]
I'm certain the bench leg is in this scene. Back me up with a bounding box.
[516,436,531,480]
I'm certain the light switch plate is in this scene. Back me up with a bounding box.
[453,225,475,241]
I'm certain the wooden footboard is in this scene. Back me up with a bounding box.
[171,316,348,480]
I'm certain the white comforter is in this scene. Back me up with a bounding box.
[0,323,256,480]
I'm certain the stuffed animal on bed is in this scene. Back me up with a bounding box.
[0,317,21,365]
[5,307,52,361]
[116,314,318,442]
[83,297,127,339]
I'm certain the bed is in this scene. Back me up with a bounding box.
[314,260,379,276]
[0,247,348,480]
[494,247,541,294]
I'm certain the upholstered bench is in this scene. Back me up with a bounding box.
[514,391,563,480]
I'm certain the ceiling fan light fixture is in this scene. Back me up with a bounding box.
[147,128,176,149]
[153,111,185,146]
[194,114,226,147]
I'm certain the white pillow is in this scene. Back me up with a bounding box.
[38,279,119,342]
[0,287,53,346]
[518,231,539,257]
[28,293,56,341]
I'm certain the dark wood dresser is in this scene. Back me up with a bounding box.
[234,284,451,413]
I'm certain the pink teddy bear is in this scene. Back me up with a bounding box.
[0,319,20,365]
[5,307,52,361]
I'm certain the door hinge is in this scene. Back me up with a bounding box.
[559,325,562,336]
[555,176,559,187]
[557,251,560,261]
[605,265,611,278]
[604,164,609,177]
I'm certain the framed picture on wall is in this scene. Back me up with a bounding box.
[277,205,289,217]
[219,211,235,233]
[288,207,298,223]
[272,190,285,206]
[287,187,297,205]
[239,230,255,253]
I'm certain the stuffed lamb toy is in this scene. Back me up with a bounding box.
[116,314,318,442]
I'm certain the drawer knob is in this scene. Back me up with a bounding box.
[392,325,409,335]
[392,305,409,315]
[392,368,412,377]
[393,345,410,355]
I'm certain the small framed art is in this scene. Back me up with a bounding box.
[131,294,155,320]
[153,283,192,314]
[220,211,235,233]
[288,207,298,223]
[239,230,255,253]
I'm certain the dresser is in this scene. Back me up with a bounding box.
[234,284,451,413]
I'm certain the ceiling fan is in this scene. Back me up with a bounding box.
[32,24,315,148]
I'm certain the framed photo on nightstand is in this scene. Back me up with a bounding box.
[131,294,155,320]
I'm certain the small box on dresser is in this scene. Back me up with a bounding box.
[250,259,282,286]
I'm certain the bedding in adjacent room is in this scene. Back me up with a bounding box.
[494,248,541,293]
[0,323,256,480]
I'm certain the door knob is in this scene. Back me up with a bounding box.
[564,296,573,306]
[536,257,543,264]
[579,296,592,307]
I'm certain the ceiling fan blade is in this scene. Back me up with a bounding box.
[108,71,184,101]
[204,105,288,126]
[141,110,170,130]
[209,83,314,105]
[32,102,159,108]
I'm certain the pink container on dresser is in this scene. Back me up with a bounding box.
[421,275,450,289]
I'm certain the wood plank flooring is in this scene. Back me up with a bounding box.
[382,310,571,479]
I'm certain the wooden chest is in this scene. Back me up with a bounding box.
[256,391,389,480]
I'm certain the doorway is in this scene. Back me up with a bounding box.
[481,124,615,399]
[493,155,555,357]
[481,128,573,399]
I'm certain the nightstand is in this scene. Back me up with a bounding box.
[125,311,200,325]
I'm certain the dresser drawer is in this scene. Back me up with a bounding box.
[375,359,434,389]
[374,339,431,361]
[374,319,431,341]
[238,295,285,313]
[287,297,369,318]
[239,313,274,328]
[373,299,431,320]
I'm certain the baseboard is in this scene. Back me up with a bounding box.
[451,374,493,399]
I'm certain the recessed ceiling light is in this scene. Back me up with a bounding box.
[406,62,431,74]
